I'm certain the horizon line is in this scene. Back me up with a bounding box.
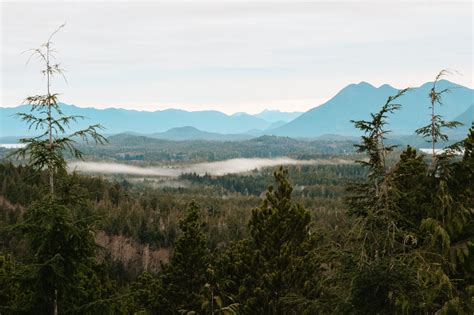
[1,78,471,115]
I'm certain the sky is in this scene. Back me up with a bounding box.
[1,0,473,114]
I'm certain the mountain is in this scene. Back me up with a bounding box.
[253,109,303,123]
[0,104,271,137]
[2,80,471,139]
[149,126,253,141]
[447,104,474,138]
[454,104,474,126]
[265,120,287,130]
[271,80,473,138]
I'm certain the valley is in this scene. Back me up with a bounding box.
[2,1,473,312]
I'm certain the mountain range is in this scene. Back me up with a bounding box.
[1,80,472,140]
[271,80,473,137]
[149,126,253,141]
[0,105,301,137]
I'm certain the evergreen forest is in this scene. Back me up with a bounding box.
[0,27,472,315]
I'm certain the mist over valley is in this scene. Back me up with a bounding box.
[68,157,354,178]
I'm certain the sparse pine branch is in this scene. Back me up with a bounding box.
[416,70,463,162]
[68,124,108,145]
[12,23,106,202]
[16,113,48,131]
[351,88,409,184]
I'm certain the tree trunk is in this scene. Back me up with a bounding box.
[53,289,58,315]
[46,42,54,200]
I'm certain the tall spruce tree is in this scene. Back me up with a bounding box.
[14,24,106,200]
[407,71,473,313]
[347,89,425,314]
[390,146,431,232]
[415,70,462,162]
[1,25,107,315]
[348,88,409,216]
[347,82,473,314]
[415,124,474,314]
[156,201,210,314]
[216,167,312,314]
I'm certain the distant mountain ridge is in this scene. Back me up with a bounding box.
[0,105,302,137]
[253,109,302,122]
[149,126,253,141]
[0,105,272,136]
[270,80,473,137]
[1,79,472,139]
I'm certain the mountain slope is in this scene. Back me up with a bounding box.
[454,104,474,126]
[271,80,473,138]
[254,109,303,122]
[447,104,474,138]
[2,80,471,139]
[265,120,287,130]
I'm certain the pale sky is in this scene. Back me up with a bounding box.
[1,0,473,114]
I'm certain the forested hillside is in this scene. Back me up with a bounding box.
[72,134,357,162]
[1,68,473,314]
[3,1,473,313]
[1,127,473,313]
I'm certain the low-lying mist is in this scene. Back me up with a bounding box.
[68,157,353,177]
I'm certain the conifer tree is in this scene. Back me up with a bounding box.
[14,24,106,200]
[401,71,472,313]
[416,124,474,314]
[2,25,107,315]
[347,85,473,314]
[348,88,409,216]
[156,201,210,314]
[0,200,105,314]
[217,167,311,314]
[390,145,431,231]
[415,70,462,161]
[347,89,425,314]
[248,168,311,313]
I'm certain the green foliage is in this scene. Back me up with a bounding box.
[390,146,431,229]
[351,88,409,183]
[415,123,474,314]
[415,70,462,158]
[217,167,312,314]
[12,24,106,198]
[1,67,472,314]
[349,262,420,315]
[157,201,210,313]
[67,133,356,163]
[0,200,103,314]
[125,272,162,314]
[347,91,419,312]
[347,85,473,314]
[0,25,111,315]
[1,125,471,315]
[347,89,409,219]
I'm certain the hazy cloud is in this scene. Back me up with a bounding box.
[68,157,353,177]
[2,1,472,113]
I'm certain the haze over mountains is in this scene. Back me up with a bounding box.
[1,80,472,141]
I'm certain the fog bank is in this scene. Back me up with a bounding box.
[69,158,352,177]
